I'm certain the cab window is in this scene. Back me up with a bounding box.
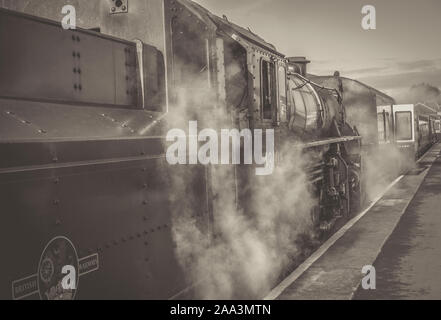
[261,59,276,120]
[278,66,287,122]
[171,17,209,112]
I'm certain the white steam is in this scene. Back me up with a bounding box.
[165,75,317,299]
[170,145,317,299]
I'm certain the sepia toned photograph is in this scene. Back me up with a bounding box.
[0,0,440,309]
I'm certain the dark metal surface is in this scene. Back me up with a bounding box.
[0,98,163,141]
[0,6,200,300]
[0,9,140,107]
[181,0,281,56]
[0,156,209,299]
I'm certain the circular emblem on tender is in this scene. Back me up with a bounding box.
[37,236,79,300]
[39,258,54,284]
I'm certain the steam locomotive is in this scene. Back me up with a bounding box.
[0,0,420,300]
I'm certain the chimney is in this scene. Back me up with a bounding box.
[287,56,311,76]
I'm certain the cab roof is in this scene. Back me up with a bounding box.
[180,0,282,56]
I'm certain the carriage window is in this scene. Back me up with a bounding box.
[395,112,412,140]
[419,121,428,137]
[261,60,276,120]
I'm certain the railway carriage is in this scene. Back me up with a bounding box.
[377,103,439,169]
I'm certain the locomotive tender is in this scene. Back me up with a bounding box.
[0,0,401,299]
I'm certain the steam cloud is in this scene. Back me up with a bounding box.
[396,83,441,107]
[165,63,417,299]
[170,145,318,299]
[165,75,318,299]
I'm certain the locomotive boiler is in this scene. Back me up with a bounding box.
[0,0,370,300]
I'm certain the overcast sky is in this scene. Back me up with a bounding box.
[194,0,441,98]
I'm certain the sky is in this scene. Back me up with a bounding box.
[194,0,441,99]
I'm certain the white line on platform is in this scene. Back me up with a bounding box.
[263,174,405,300]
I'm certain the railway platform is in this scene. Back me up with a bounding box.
[265,143,441,300]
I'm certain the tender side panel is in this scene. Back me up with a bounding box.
[0,9,140,107]
[0,154,209,299]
